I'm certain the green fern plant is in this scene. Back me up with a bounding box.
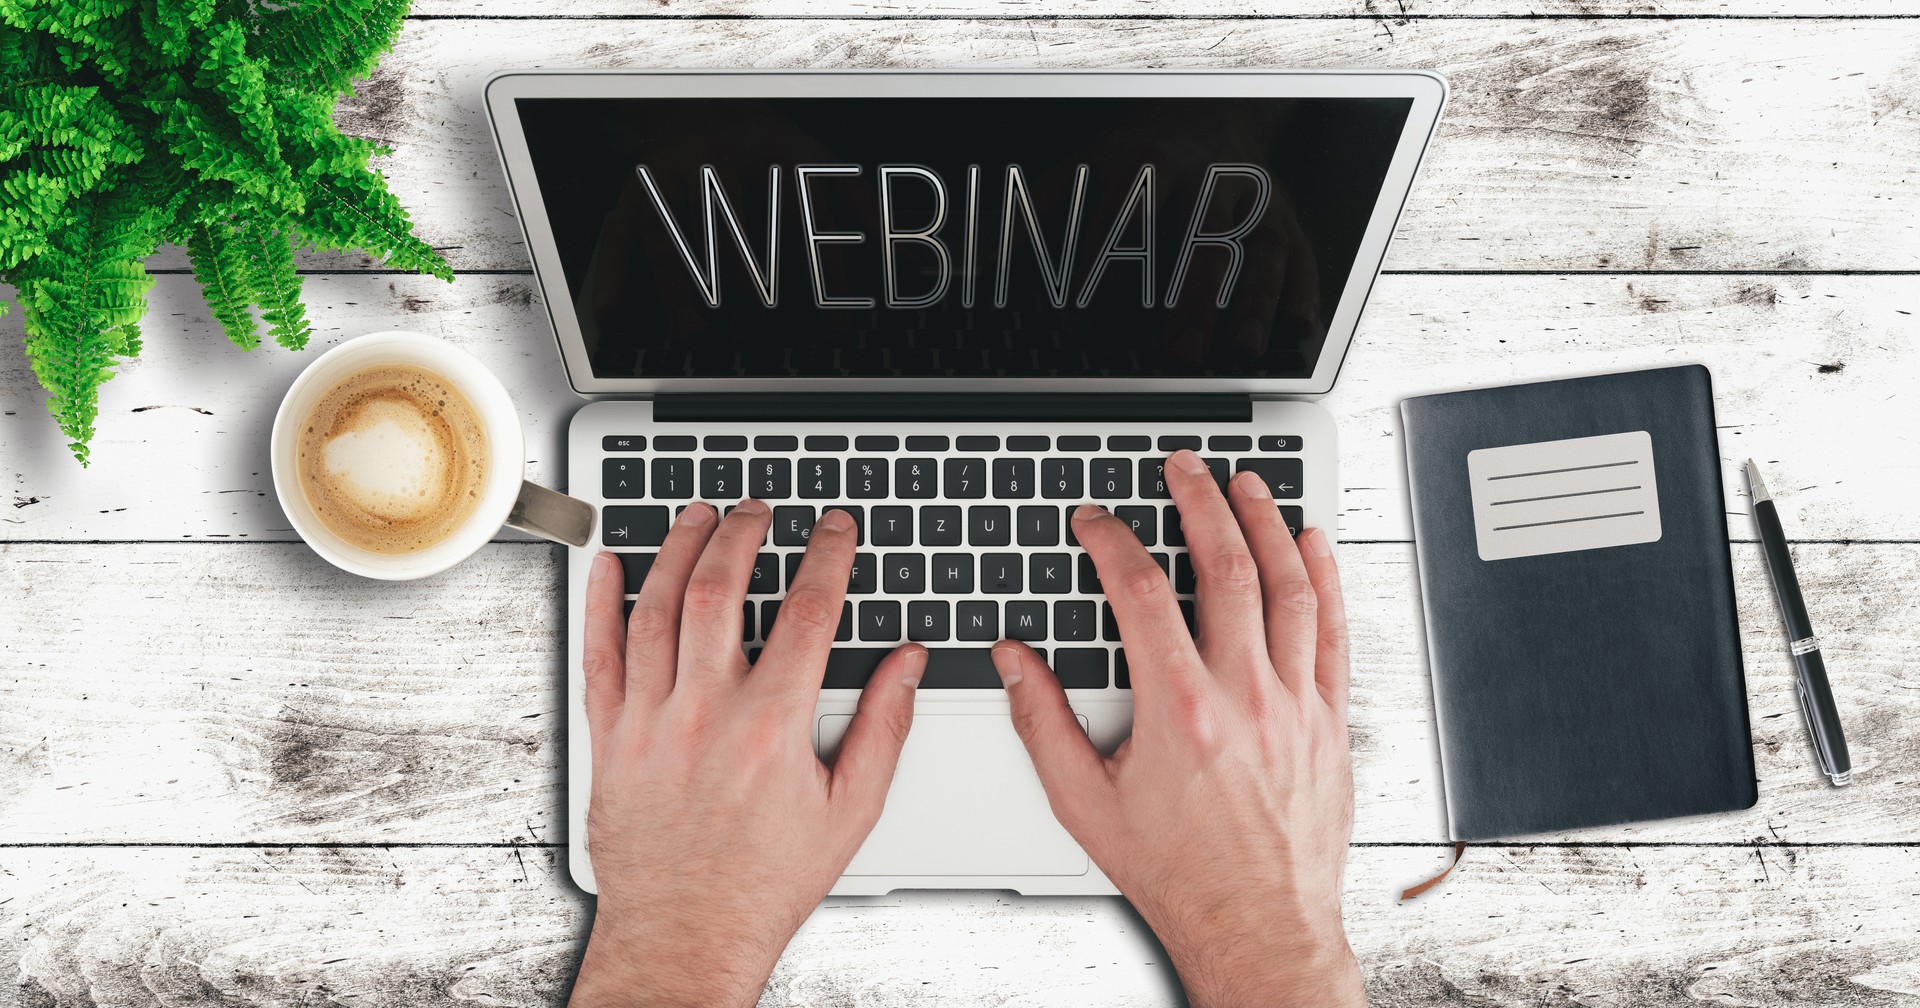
[1,0,452,465]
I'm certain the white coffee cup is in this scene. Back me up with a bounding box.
[270,331,594,580]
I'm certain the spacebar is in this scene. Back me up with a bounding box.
[822,647,1003,689]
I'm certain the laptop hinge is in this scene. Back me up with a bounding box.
[654,393,1251,424]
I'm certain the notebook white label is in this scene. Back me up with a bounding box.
[1466,431,1662,561]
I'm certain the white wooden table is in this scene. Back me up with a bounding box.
[5,4,1918,1005]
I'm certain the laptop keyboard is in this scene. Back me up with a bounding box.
[600,432,1306,691]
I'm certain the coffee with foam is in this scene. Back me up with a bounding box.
[296,363,489,555]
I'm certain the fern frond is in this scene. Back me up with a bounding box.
[186,219,260,350]
[236,213,309,350]
[250,0,410,97]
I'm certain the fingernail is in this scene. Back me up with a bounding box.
[902,647,927,688]
[992,644,1024,687]
[1071,504,1104,524]
[589,552,615,584]
[1304,528,1334,557]
[818,508,853,532]
[731,498,768,517]
[681,501,716,525]
[1234,470,1271,499]
[1171,449,1208,475]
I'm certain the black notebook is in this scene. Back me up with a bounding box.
[1400,365,1756,840]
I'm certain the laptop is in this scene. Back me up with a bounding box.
[484,69,1446,896]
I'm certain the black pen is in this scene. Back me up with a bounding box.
[1745,460,1851,786]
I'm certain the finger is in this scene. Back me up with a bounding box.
[758,508,858,705]
[1228,471,1318,693]
[673,498,771,695]
[992,641,1111,834]
[582,552,628,740]
[828,644,927,823]
[625,502,719,707]
[1071,504,1206,710]
[1162,450,1265,664]
[1295,528,1352,717]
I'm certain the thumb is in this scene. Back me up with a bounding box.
[992,641,1111,830]
[829,644,926,821]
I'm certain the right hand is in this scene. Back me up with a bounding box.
[990,450,1363,1008]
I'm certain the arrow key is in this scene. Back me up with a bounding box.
[1234,457,1303,499]
[603,505,671,546]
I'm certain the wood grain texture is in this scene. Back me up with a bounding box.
[118,16,1920,274]
[410,2,1920,16]
[4,540,1913,844]
[2,845,1915,1007]
[5,272,1914,542]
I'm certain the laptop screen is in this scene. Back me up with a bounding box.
[514,95,1414,381]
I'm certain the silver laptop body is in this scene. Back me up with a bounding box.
[485,69,1445,895]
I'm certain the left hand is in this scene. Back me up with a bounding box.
[570,500,926,1008]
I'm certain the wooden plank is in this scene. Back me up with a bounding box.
[412,1,1920,16]
[6,272,1914,543]
[1,845,1915,1006]
[3,541,1913,845]
[118,16,1920,274]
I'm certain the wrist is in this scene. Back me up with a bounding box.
[1151,906,1363,1008]
[571,902,783,1008]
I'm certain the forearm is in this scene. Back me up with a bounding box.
[1151,904,1365,1008]
[570,911,782,1008]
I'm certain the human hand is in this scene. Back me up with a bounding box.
[572,501,926,1008]
[991,450,1362,1008]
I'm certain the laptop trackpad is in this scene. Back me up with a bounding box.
[818,713,1090,878]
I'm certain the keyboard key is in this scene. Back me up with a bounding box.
[1163,506,1185,547]
[1090,459,1131,498]
[603,505,670,546]
[749,458,791,498]
[1204,457,1231,492]
[930,554,974,594]
[908,601,950,641]
[993,458,1035,499]
[920,506,962,545]
[603,459,645,498]
[654,435,696,451]
[1108,435,1151,451]
[828,505,864,545]
[871,506,914,545]
[896,458,938,498]
[753,435,797,451]
[859,601,902,642]
[945,458,988,499]
[749,553,780,594]
[1258,435,1304,452]
[798,458,839,498]
[1058,435,1100,451]
[1065,506,1081,548]
[742,601,754,642]
[854,435,898,451]
[1042,458,1083,498]
[783,553,804,588]
[1236,457,1303,499]
[1017,505,1061,545]
[1101,602,1121,642]
[1030,553,1072,593]
[1006,600,1048,640]
[957,435,1000,451]
[957,601,998,641]
[1116,506,1157,546]
[805,435,848,451]
[1054,601,1097,641]
[920,648,1005,688]
[650,458,693,499]
[1078,554,1102,594]
[906,435,949,451]
[1007,435,1050,451]
[847,458,889,498]
[1173,553,1195,594]
[1280,505,1305,537]
[618,552,656,594]
[1138,458,1170,499]
[1208,434,1252,452]
[848,553,877,594]
[760,600,781,636]
[884,553,926,593]
[700,458,743,499]
[1156,435,1201,452]
[1054,648,1109,688]
[703,435,747,451]
[1115,648,1131,689]
[980,553,1022,593]
[968,505,1011,546]
[773,506,814,545]
[603,435,645,452]
[1149,552,1170,577]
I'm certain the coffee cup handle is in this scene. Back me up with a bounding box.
[506,481,596,548]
